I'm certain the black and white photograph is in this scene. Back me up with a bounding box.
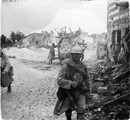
[1,0,130,120]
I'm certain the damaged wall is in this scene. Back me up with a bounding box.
[107,0,130,64]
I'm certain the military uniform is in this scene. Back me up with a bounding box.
[1,53,11,73]
[1,52,13,92]
[48,45,55,64]
[54,58,90,120]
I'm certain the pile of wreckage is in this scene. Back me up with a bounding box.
[55,27,108,63]
[56,27,83,61]
[86,61,130,120]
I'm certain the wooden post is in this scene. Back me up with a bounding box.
[82,39,85,47]
[96,36,100,59]
[57,44,62,64]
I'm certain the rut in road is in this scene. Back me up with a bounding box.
[1,59,70,120]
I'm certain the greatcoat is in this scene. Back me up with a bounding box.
[53,59,90,115]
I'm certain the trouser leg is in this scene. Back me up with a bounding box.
[65,109,72,120]
[7,85,11,93]
[76,94,86,120]
[77,113,85,120]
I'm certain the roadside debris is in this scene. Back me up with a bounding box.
[87,61,130,120]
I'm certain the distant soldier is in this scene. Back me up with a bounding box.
[110,44,120,64]
[0,49,14,93]
[48,43,56,64]
[81,45,87,61]
[54,46,90,120]
[118,44,126,63]
[110,44,117,63]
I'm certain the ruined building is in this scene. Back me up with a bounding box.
[107,0,130,63]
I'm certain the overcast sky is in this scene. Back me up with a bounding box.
[1,0,108,37]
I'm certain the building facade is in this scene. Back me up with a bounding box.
[107,0,130,63]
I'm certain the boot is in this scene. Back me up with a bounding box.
[77,113,85,120]
[65,110,72,120]
[7,85,11,93]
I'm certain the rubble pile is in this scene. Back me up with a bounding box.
[56,27,83,60]
[88,62,130,120]
[58,38,73,60]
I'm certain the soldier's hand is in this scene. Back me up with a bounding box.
[71,81,78,88]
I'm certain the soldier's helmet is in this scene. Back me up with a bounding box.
[70,46,83,54]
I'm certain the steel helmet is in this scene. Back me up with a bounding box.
[70,46,83,54]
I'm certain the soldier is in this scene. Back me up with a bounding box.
[0,49,14,93]
[54,46,90,120]
[48,43,56,64]
[81,45,87,61]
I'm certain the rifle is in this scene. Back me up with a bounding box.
[66,91,77,110]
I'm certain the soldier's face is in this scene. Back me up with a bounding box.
[71,53,82,62]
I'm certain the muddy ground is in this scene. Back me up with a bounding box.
[1,47,97,120]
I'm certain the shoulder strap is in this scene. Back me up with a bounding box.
[65,62,75,80]
[81,61,86,70]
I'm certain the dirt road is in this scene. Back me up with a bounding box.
[1,57,68,120]
[1,47,96,120]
